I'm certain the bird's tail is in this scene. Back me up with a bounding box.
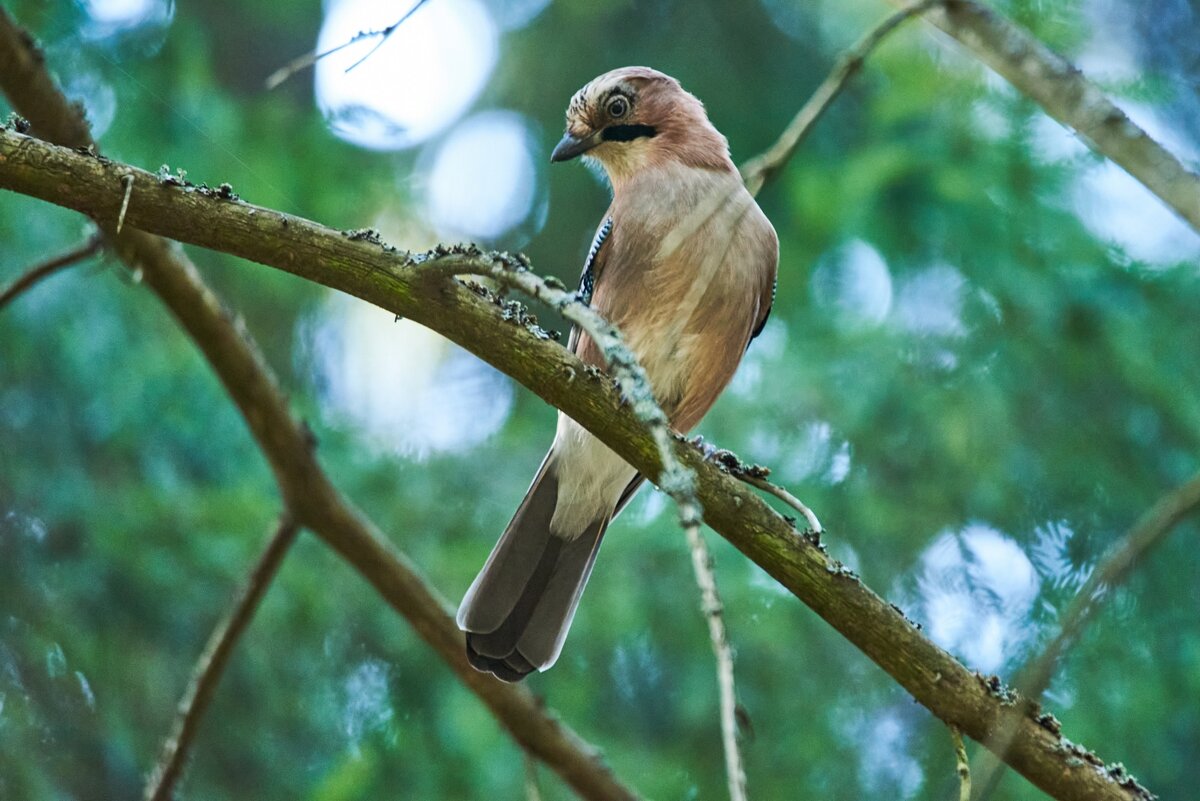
[456,455,609,682]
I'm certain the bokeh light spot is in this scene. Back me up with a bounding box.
[315,0,498,151]
[307,296,513,458]
[80,0,174,47]
[82,0,167,28]
[424,110,541,242]
[910,524,1040,673]
[811,239,893,328]
[481,0,551,31]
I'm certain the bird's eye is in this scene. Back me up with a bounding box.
[607,96,629,119]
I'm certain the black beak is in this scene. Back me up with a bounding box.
[550,131,601,163]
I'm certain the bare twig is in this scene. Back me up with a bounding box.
[686,523,748,801]
[740,0,941,196]
[0,232,102,311]
[1019,470,1200,701]
[705,448,822,535]
[892,0,1200,233]
[737,474,822,535]
[972,469,1200,800]
[117,173,134,234]
[949,726,970,801]
[264,0,432,89]
[144,517,300,801]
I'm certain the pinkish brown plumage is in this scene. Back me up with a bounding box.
[458,67,778,681]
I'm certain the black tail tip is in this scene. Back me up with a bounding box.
[465,633,536,683]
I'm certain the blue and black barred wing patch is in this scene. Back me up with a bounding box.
[578,216,612,305]
[568,215,613,354]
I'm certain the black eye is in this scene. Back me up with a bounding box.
[607,96,629,119]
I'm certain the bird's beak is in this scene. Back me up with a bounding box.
[550,130,602,163]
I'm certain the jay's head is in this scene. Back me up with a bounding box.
[551,67,734,185]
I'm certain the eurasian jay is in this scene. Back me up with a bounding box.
[457,66,778,681]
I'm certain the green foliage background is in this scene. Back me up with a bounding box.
[2,0,1198,799]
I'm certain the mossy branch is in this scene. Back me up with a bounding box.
[894,0,1200,233]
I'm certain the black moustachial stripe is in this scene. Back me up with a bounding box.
[601,124,657,142]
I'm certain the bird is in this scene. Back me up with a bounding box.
[456,66,778,682]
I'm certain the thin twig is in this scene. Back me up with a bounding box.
[264,0,432,89]
[686,523,748,801]
[740,0,941,197]
[972,469,1200,800]
[949,726,970,801]
[117,173,134,234]
[423,254,701,531]
[738,474,822,535]
[144,517,300,801]
[1020,469,1200,700]
[0,232,102,311]
[704,448,822,535]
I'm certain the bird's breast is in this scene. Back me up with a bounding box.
[603,165,773,425]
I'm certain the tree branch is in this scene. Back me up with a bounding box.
[892,0,1200,233]
[972,469,1200,799]
[0,128,1154,801]
[740,0,942,197]
[0,231,102,311]
[1018,470,1200,702]
[686,525,747,801]
[144,517,300,801]
[0,11,640,801]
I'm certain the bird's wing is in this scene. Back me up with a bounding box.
[749,271,776,345]
[662,194,779,433]
[567,214,614,357]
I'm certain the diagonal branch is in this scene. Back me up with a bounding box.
[144,517,300,801]
[891,0,1200,233]
[740,0,942,197]
[1017,470,1200,702]
[0,11,640,801]
[0,128,1155,801]
[0,231,102,311]
[972,469,1200,799]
